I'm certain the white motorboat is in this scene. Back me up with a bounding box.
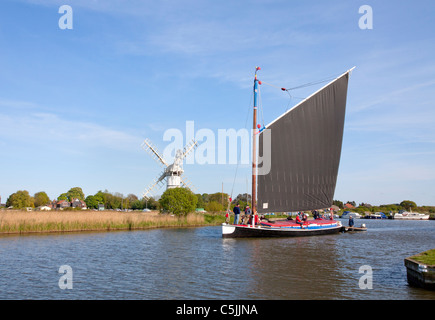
[394,210,429,220]
[341,212,361,219]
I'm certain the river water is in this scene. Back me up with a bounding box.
[0,219,434,300]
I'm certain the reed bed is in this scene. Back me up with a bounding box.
[0,210,217,234]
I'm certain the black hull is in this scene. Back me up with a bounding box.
[222,224,342,238]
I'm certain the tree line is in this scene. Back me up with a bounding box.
[3,187,233,212]
[3,187,246,214]
[4,187,434,215]
[4,188,158,210]
[333,200,435,214]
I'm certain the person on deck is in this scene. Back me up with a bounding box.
[295,213,304,229]
[248,213,259,226]
[242,205,251,225]
[233,204,241,225]
[245,205,251,216]
[349,215,355,228]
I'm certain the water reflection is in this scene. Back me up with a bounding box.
[237,236,342,299]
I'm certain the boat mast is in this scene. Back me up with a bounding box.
[252,67,260,216]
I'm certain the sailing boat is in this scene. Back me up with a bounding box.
[222,67,355,238]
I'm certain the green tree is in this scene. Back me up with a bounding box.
[66,187,85,201]
[205,201,224,212]
[58,193,68,201]
[6,190,34,209]
[159,188,197,216]
[147,197,159,210]
[126,194,138,209]
[195,194,205,209]
[105,192,122,209]
[400,200,417,210]
[380,203,401,212]
[201,193,210,203]
[94,190,107,204]
[85,195,99,209]
[130,197,158,210]
[131,199,144,210]
[333,200,344,209]
[92,190,120,209]
[208,192,229,208]
[34,191,50,207]
[232,193,251,205]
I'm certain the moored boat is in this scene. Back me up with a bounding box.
[340,211,361,219]
[363,212,387,219]
[342,225,367,232]
[394,210,429,220]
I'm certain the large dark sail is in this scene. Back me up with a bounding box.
[257,71,350,213]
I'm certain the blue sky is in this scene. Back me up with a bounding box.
[1,0,434,206]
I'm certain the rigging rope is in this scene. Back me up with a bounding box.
[228,89,253,209]
[258,84,265,128]
[261,71,345,112]
[261,71,345,92]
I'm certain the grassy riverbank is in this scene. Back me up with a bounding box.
[410,249,435,265]
[0,210,225,235]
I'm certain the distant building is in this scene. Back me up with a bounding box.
[344,202,356,209]
[330,205,340,212]
[48,198,88,210]
[37,205,52,211]
[71,198,87,209]
[49,200,57,210]
[57,200,70,209]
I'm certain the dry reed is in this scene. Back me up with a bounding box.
[0,210,209,234]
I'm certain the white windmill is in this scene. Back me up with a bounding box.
[141,138,198,200]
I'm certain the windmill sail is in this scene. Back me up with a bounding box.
[142,138,198,199]
[257,70,351,214]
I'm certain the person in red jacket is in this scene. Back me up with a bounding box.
[295,213,304,229]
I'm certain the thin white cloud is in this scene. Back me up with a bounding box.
[350,79,435,113]
[0,110,141,153]
[0,98,39,109]
[347,110,435,132]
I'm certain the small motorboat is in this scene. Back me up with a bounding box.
[363,212,387,219]
[341,211,361,219]
[342,223,367,232]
